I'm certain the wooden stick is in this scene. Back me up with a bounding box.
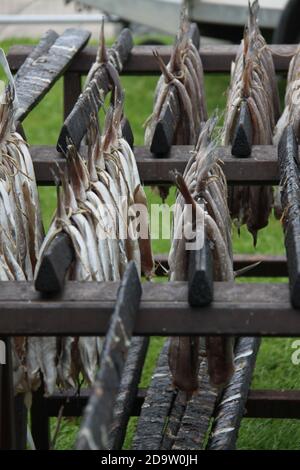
[207,337,260,450]
[278,125,300,307]
[14,29,90,122]
[76,262,141,450]
[231,100,253,157]
[34,232,75,293]
[188,238,214,307]
[57,29,133,153]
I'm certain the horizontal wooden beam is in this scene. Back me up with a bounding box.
[7,44,296,75]
[31,145,279,185]
[44,388,300,420]
[153,254,287,278]
[0,282,297,336]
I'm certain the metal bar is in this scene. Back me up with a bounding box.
[14,395,27,450]
[7,44,296,75]
[0,282,297,336]
[0,14,107,24]
[76,262,142,450]
[30,144,280,186]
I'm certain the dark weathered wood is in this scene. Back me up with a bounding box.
[31,385,50,450]
[63,72,82,120]
[7,44,296,75]
[14,29,90,122]
[245,390,300,419]
[30,144,280,186]
[133,340,175,450]
[278,126,300,308]
[150,86,180,155]
[14,395,27,450]
[109,337,149,450]
[0,282,298,336]
[57,29,133,153]
[188,238,214,307]
[173,354,218,450]
[121,116,134,149]
[153,254,288,278]
[160,390,187,450]
[0,338,16,450]
[231,100,253,157]
[76,262,141,450]
[207,337,260,450]
[35,232,75,293]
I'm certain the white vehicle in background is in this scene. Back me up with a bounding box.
[71,0,300,43]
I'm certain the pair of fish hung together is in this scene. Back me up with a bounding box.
[145,8,234,394]
[223,0,281,246]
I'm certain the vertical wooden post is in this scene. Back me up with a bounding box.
[0,337,16,449]
[63,72,82,121]
[31,385,50,450]
[14,395,27,450]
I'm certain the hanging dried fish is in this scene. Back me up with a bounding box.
[145,8,207,148]
[223,0,280,245]
[0,51,44,394]
[168,119,234,393]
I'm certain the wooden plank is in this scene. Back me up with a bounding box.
[278,126,300,308]
[14,29,91,122]
[14,395,27,450]
[35,232,75,293]
[109,337,149,450]
[207,337,260,450]
[0,282,298,336]
[7,44,296,75]
[188,238,214,307]
[57,29,133,153]
[172,355,218,450]
[133,340,175,450]
[76,262,141,450]
[30,144,280,186]
[231,100,253,157]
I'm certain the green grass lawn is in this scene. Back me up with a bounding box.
[1,37,300,450]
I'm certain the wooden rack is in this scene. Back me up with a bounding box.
[0,30,299,450]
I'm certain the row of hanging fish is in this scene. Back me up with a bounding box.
[223,0,280,245]
[145,6,207,148]
[168,119,235,393]
[32,93,153,395]
[0,51,45,395]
